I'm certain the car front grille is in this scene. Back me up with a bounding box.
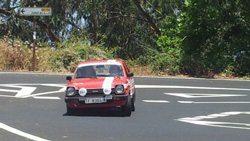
[76,89,115,95]
[87,89,104,94]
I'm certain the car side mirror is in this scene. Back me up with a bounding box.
[127,72,134,77]
[66,76,72,81]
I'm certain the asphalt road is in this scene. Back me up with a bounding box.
[1,72,250,141]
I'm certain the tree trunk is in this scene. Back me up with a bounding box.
[131,0,161,36]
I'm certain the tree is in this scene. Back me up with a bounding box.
[181,0,250,76]
[0,0,184,60]
[0,0,60,42]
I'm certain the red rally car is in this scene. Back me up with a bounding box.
[65,60,136,116]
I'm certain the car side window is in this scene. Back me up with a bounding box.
[109,65,123,76]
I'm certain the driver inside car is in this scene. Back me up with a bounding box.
[76,66,96,78]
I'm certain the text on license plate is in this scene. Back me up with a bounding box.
[85,97,107,104]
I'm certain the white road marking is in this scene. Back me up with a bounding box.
[33,96,60,100]
[23,90,63,98]
[135,85,250,91]
[0,95,16,98]
[1,84,250,101]
[0,122,50,141]
[40,84,64,87]
[0,89,19,93]
[15,87,37,98]
[165,93,246,98]
[40,84,66,92]
[59,86,66,91]
[0,84,36,98]
[2,84,250,91]
[26,84,65,98]
[143,100,170,103]
[0,83,65,86]
[0,84,64,99]
[176,111,250,130]
[178,101,250,104]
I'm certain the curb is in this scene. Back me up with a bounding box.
[0,71,249,81]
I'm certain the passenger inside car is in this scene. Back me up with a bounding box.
[109,65,123,76]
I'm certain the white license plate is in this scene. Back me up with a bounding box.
[85,97,107,104]
[79,97,85,101]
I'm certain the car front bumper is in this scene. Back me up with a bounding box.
[65,94,128,109]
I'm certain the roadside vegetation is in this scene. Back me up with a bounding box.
[0,36,111,72]
[0,0,250,79]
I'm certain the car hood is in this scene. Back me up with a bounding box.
[68,77,127,89]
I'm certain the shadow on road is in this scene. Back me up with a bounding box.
[63,108,128,117]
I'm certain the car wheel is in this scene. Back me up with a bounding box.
[131,94,136,112]
[66,105,76,115]
[121,96,132,116]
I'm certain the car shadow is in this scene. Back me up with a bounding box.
[63,108,128,117]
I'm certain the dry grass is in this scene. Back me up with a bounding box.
[130,65,250,80]
[130,65,185,77]
[0,37,249,80]
[130,66,152,76]
[0,37,53,72]
[0,38,31,71]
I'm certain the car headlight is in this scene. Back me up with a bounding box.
[115,85,124,94]
[103,88,112,95]
[79,88,87,96]
[67,87,75,96]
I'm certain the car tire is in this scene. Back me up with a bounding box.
[131,94,136,112]
[121,96,132,116]
[66,105,76,115]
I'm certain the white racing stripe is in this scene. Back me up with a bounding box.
[78,62,121,68]
[102,77,114,89]
[0,122,50,141]
[107,60,117,63]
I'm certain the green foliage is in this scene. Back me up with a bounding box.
[151,16,182,74]
[1,0,250,77]
[151,0,250,77]
[48,37,109,72]
[180,0,250,76]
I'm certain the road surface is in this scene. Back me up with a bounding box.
[0,72,250,141]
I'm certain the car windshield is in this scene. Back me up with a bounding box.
[75,64,124,78]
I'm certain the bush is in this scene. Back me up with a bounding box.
[151,15,182,75]
[0,37,31,71]
[0,37,110,72]
[180,0,250,77]
[48,38,110,72]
